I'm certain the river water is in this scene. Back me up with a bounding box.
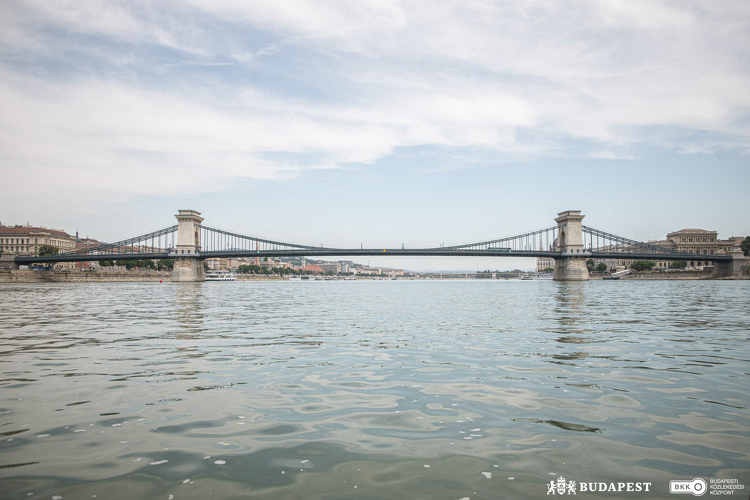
[0,280,748,499]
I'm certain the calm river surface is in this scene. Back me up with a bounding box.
[0,280,748,499]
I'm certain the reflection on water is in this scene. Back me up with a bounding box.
[0,280,748,499]
[510,418,603,433]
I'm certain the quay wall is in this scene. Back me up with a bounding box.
[623,271,713,280]
[623,271,749,280]
[0,270,169,283]
[2,270,748,283]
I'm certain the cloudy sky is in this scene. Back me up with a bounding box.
[1,0,748,270]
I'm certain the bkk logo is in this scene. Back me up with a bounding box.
[547,476,652,495]
[669,478,707,496]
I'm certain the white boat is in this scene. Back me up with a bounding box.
[206,271,237,281]
[289,276,301,281]
[520,273,552,280]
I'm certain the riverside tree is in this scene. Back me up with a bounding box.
[38,245,59,256]
[157,259,174,270]
[631,260,655,271]
[741,236,750,256]
[113,259,156,270]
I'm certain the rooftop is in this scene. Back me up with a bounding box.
[0,226,71,238]
[667,228,718,234]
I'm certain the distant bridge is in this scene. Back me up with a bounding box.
[12,210,742,281]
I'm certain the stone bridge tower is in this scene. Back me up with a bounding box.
[553,210,589,281]
[171,210,206,282]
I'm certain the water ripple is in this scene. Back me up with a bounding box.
[0,280,748,499]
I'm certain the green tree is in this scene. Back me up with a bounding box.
[203,261,209,272]
[98,260,114,267]
[595,262,608,273]
[38,244,59,256]
[669,261,687,270]
[157,259,174,270]
[631,260,655,271]
[586,258,595,272]
[741,236,750,256]
[542,267,554,273]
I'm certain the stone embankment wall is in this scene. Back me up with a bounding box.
[624,271,731,280]
[0,270,169,283]
[235,275,286,281]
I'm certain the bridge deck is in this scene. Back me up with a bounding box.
[15,249,731,264]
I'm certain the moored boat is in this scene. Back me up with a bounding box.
[205,271,237,281]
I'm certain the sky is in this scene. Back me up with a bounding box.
[1,0,748,271]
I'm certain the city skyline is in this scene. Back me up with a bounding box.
[1,1,749,271]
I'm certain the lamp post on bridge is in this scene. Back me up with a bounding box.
[171,210,206,282]
[553,210,590,281]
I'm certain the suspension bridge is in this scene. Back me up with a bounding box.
[11,210,745,281]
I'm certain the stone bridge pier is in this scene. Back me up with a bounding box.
[712,249,748,278]
[171,210,206,282]
[553,210,590,281]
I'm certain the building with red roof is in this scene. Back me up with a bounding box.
[302,264,324,274]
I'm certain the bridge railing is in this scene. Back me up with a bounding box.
[441,226,560,253]
[17,220,727,264]
[16,225,178,263]
[197,225,321,254]
[582,226,709,258]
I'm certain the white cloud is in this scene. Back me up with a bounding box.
[231,44,281,63]
[0,0,749,213]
